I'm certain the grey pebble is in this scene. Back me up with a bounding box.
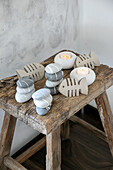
[17,76,34,88]
[44,85,59,95]
[36,106,51,116]
[45,70,64,81]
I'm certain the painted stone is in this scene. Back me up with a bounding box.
[17,76,34,88]
[36,106,51,116]
[45,78,63,88]
[70,67,96,86]
[44,85,59,95]
[34,95,52,108]
[32,88,50,100]
[54,51,77,69]
[16,84,35,94]
[15,89,35,103]
[45,70,64,81]
[45,63,62,74]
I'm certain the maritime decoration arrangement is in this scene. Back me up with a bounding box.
[74,51,100,69]
[70,67,96,86]
[15,76,35,103]
[16,63,45,82]
[32,88,52,116]
[54,51,77,69]
[58,78,88,97]
[44,63,64,95]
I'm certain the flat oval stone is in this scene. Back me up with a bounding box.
[36,106,51,116]
[17,76,34,88]
[16,84,35,94]
[45,63,62,74]
[45,70,64,81]
[15,89,35,103]
[34,95,52,108]
[45,78,63,88]
[32,88,50,100]
[44,85,59,95]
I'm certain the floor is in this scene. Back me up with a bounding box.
[13,105,113,170]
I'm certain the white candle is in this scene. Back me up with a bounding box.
[70,67,96,86]
[60,54,72,60]
[76,67,89,76]
[54,51,77,69]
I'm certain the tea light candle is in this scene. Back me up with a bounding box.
[54,51,77,69]
[76,67,89,76]
[70,67,96,85]
[60,54,72,60]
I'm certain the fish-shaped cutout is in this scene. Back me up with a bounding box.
[74,51,100,69]
[58,78,88,97]
[16,63,44,82]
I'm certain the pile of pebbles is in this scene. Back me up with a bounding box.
[15,77,35,103]
[32,88,52,116]
[44,63,63,95]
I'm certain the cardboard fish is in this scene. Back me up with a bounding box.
[16,63,44,82]
[58,78,88,97]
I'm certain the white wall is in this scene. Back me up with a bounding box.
[77,0,113,110]
[0,0,80,155]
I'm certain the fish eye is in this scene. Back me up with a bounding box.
[62,86,64,88]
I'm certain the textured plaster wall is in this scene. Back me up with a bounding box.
[77,0,113,111]
[0,0,80,154]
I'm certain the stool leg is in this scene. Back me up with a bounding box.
[46,126,61,170]
[95,91,113,157]
[61,120,70,141]
[0,112,17,169]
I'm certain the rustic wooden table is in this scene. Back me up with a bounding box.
[0,50,113,170]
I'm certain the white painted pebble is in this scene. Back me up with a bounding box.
[16,84,35,94]
[34,95,52,108]
[15,89,35,103]
[45,63,62,74]
[32,88,50,100]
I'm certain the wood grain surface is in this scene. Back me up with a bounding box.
[0,50,113,135]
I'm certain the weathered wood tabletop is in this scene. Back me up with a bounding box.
[0,50,113,135]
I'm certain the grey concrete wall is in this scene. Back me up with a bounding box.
[0,0,80,155]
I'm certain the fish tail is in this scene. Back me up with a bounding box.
[79,78,88,95]
[89,51,100,66]
[16,69,28,78]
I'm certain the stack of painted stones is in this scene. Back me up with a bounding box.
[15,77,35,103]
[44,63,64,95]
[32,88,53,116]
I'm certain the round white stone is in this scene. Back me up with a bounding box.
[16,85,35,94]
[45,63,62,74]
[15,89,35,103]
[33,95,53,108]
[45,78,63,88]
[54,51,77,69]
[70,67,96,85]
[32,88,50,100]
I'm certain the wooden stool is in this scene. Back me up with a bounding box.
[0,50,113,170]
